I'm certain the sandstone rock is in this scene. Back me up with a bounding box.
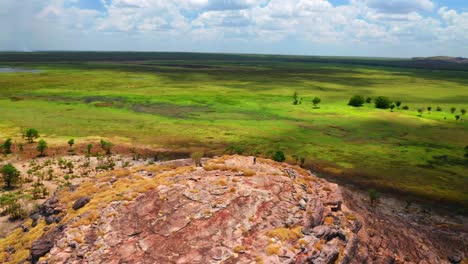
[72,196,90,210]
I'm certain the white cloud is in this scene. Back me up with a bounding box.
[0,0,467,57]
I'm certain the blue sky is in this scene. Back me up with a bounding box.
[1,0,467,57]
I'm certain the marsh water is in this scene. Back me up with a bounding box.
[0,67,41,73]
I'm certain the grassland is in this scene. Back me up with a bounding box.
[0,53,467,208]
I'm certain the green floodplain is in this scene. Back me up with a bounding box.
[0,52,467,209]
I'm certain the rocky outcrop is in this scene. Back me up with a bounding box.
[31,156,361,263]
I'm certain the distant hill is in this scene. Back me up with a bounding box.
[412,56,468,64]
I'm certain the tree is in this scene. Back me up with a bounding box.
[455,115,460,121]
[427,106,432,112]
[25,128,39,143]
[417,108,424,117]
[272,151,286,162]
[461,109,466,115]
[191,151,204,167]
[348,95,365,107]
[402,105,409,110]
[1,164,20,189]
[68,139,74,149]
[37,139,48,156]
[3,138,12,154]
[86,144,92,155]
[312,97,321,108]
[374,96,391,109]
[450,107,456,114]
[366,97,372,103]
[100,140,113,155]
[390,104,395,112]
[436,106,442,112]
[0,192,27,220]
[395,101,402,108]
[368,189,380,206]
[293,91,299,105]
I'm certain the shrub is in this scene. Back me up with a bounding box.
[191,151,204,167]
[100,140,113,155]
[390,104,395,112]
[312,97,321,108]
[427,106,432,112]
[225,145,244,155]
[348,95,365,107]
[25,128,39,143]
[450,107,456,114]
[374,96,391,109]
[368,189,380,206]
[2,138,12,154]
[366,97,372,103]
[461,109,466,115]
[455,115,460,121]
[395,101,402,108]
[402,105,409,110]
[1,164,20,188]
[436,106,442,111]
[37,139,48,156]
[0,192,27,220]
[272,151,286,162]
[68,138,74,148]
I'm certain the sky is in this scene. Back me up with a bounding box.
[1,0,467,57]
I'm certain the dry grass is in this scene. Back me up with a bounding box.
[267,226,304,242]
[324,216,334,226]
[346,213,356,221]
[233,245,246,253]
[266,244,281,256]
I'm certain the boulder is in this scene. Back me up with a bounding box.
[72,196,90,210]
[30,225,65,264]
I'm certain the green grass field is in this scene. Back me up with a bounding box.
[0,53,467,208]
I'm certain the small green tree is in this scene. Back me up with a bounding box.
[293,91,299,105]
[1,164,20,189]
[191,151,204,167]
[37,139,48,156]
[417,108,424,117]
[86,144,92,155]
[68,139,74,149]
[366,97,372,103]
[455,115,460,121]
[427,106,432,112]
[3,138,12,154]
[25,128,39,143]
[348,95,365,107]
[450,107,456,114]
[390,104,395,112]
[312,97,321,108]
[368,189,380,206]
[272,151,286,162]
[374,96,391,109]
[436,106,442,111]
[100,140,113,155]
[461,109,466,115]
[402,105,409,110]
[0,192,27,220]
[395,101,402,108]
